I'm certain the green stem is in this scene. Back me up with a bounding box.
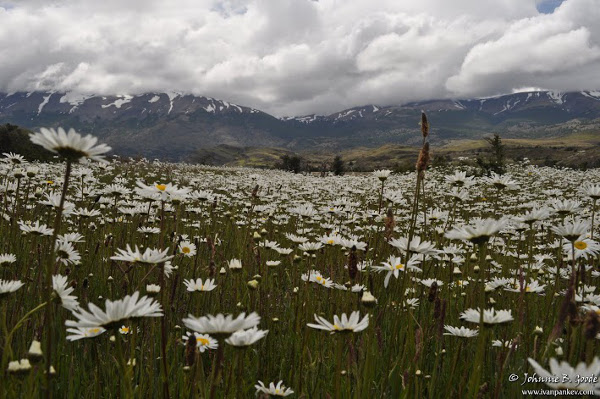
[1,301,48,373]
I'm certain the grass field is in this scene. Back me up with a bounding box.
[1,128,600,398]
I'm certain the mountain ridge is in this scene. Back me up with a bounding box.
[1,90,599,160]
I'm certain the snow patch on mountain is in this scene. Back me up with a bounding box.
[148,95,160,103]
[37,93,53,115]
[479,99,486,111]
[581,91,600,101]
[453,101,466,110]
[547,91,564,104]
[165,92,182,114]
[101,95,133,109]
[60,92,94,113]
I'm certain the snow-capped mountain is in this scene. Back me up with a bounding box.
[1,90,600,160]
[282,91,600,123]
[0,92,263,119]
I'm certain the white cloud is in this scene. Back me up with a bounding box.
[0,0,598,116]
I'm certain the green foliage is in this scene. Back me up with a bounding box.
[278,154,303,173]
[0,124,55,162]
[331,155,345,176]
[476,133,506,175]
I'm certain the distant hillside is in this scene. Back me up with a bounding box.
[197,132,600,171]
[1,91,600,160]
[0,124,55,162]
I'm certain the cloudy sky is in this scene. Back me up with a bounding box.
[0,0,598,116]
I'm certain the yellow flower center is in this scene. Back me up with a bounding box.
[395,264,404,270]
[574,241,588,250]
[525,287,531,292]
[197,337,210,346]
[182,247,191,254]
[333,324,341,330]
[327,240,334,244]
[155,184,167,191]
[90,328,100,334]
[121,327,130,333]
[46,180,53,185]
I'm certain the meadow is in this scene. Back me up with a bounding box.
[1,125,600,398]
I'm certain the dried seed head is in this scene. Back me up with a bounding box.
[384,207,395,241]
[413,327,423,363]
[428,281,438,303]
[185,333,196,367]
[584,310,600,340]
[549,285,574,342]
[347,246,358,280]
[416,142,430,173]
[436,299,447,339]
[421,112,429,138]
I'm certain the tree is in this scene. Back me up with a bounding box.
[278,154,303,173]
[477,134,506,175]
[331,155,345,176]
[0,123,55,162]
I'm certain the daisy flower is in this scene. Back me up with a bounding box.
[225,327,269,347]
[182,312,261,337]
[110,245,173,264]
[504,279,546,294]
[65,291,163,329]
[255,380,294,397]
[182,332,219,352]
[0,253,16,266]
[135,181,190,202]
[178,240,197,257]
[551,219,590,242]
[55,240,81,266]
[445,218,508,244]
[485,173,519,190]
[18,220,53,236]
[227,258,242,271]
[29,127,111,162]
[443,326,479,338]
[66,327,106,341]
[184,278,217,292]
[372,255,422,288]
[581,184,600,200]
[373,169,392,181]
[52,274,79,311]
[137,226,161,235]
[562,237,600,259]
[298,242,324,252]
[445,171,475,187]
[389,237,439,256]
[58,232,85,243]
[307,311,369,334]
[459,308,514,325]
[527,357,600,393]
[3,152,27,165]
[0,279,24,296]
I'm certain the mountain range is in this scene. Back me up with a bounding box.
[1,90,600,161]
